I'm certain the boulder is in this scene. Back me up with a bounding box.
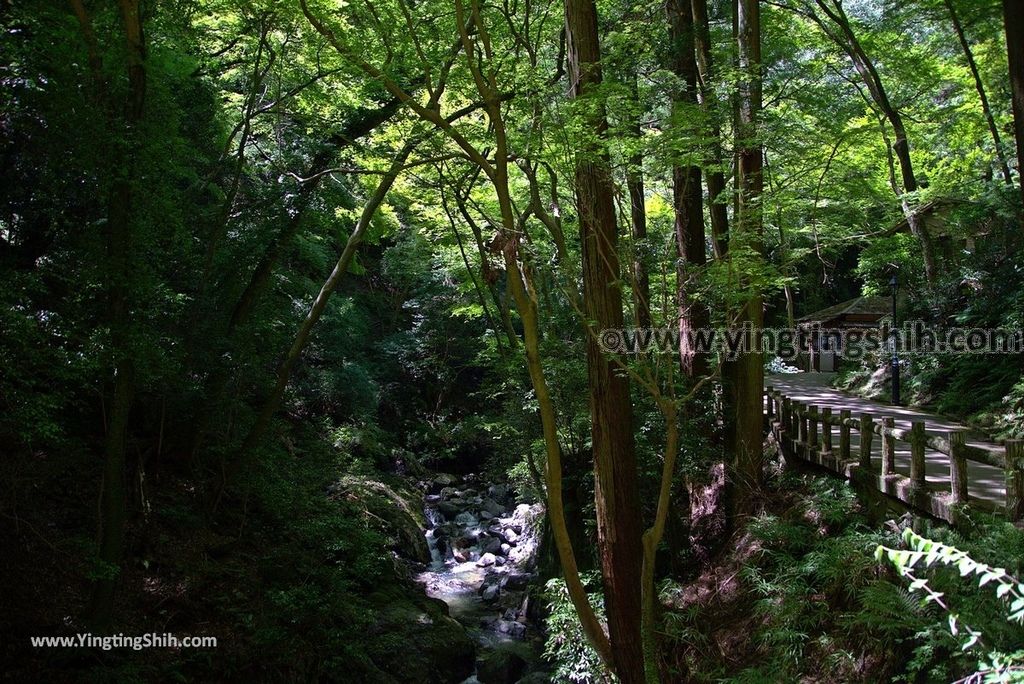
[488,484,510,503]
[477,647,528,684]
[366,592,475,683]
[477,552,497,567]
[482,498,505,516]
[503,573,530,590]
[454,511,478,526]
[331,475,431,564]
[480,536,503,556]
[480,583,500,602]
[495,619,527,639]
[433,473,459,488]
[438,501,461,519]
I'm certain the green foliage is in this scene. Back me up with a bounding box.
[877,528,1024,680]
[543,574,614,684]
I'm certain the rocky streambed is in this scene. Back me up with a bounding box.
[416,474,549,684]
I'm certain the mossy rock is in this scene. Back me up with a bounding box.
[333,475,431,563]
[364,590,476,683]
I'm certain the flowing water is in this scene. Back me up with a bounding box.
[415,475,547,683]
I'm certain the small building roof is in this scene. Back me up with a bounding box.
[797,296,891,326]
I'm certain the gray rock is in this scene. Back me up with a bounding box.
[488,484,510,502]
[480,510,495,520]
[454,511,478,526]
[500,543,512,555]
[481,583,500,602]
[496,619,527,639]
[477,552,497,567]
[434,473,459,487]
[480,536,503,555]
[482,498,505,516]
[503,573,530,590]
[438,501,460,518]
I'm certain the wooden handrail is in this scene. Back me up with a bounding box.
[764,387,1023,523]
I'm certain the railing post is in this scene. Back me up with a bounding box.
[909,420,927,489]
[839,409,851,460]
[881,416,895,476]
[859,413,873,469]
[1005,440,1023,521]
[796,402,806,445]
[808,405,819,452]
[766,386,775,420]
[948,430,968,504]
[791,400,800,440]
[782,397,792,435]
[913,419,929,489]
[822,407,833,454]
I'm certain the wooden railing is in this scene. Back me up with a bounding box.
[765,385,1024,524]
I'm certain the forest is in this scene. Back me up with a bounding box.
[3,0,1024,681]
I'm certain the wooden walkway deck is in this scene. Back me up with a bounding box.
[765,373,1023,524]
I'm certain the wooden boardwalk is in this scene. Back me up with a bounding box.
[765,373,1023,524]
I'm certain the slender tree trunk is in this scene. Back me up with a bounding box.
[945,0,1012,184]
[301,2,614,661]
[564,0,646,680]
[730,0,765,507]
[640,401,679,683]
[692,0,729,260]
[85,0,146,629]
[669,0,709,381]
[228,139,416,479]
[189,98,411,460]
[437,175,507,357]
[1004,0,1024,203]
[227,98,405,334]
[452,185,520,348]
[814,0,937,284]
[626,77,652,328]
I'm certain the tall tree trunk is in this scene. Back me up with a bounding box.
[302,0,615,663]
[626,77,652,328]
[669,0,709,382]
[945,0,1013,185]
[1004,0,1024,203]
[813,0,937,285]
[730,0,765,507]
[692,0,729,260]
[84,0,146,629]
[564,0,646,680]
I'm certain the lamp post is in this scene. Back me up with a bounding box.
[890,273,900,406]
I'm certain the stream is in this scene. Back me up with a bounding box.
[416,474,548,684]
